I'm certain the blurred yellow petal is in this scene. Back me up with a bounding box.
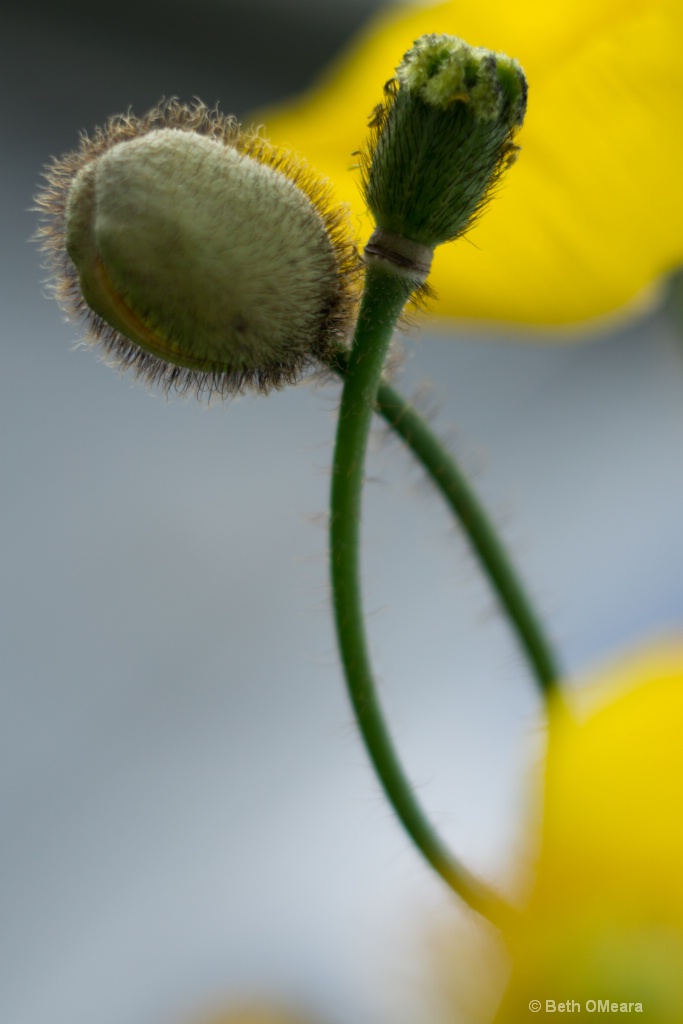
[188,1008,318,1024]
[495,639,683,1020]
[255,1,683,328]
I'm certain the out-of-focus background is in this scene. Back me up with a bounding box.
[3,2,683,1023]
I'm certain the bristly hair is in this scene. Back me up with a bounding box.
[35,99,361,401]
[358,75,522,255]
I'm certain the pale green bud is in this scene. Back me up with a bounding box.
[37,102,359,397]
[361,34,527,280]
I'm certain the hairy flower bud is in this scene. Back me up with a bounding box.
[361,34,527,282]
[37,102,359,397]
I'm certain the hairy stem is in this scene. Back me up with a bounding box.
[329,350,562,698]
[329,261,514,924]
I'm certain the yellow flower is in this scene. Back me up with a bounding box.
[187,1009,317,1024]
[494,640,683,1021]
[256,1,683,328]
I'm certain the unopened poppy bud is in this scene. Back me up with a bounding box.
[361,34,527,282]
[37,102,359,397]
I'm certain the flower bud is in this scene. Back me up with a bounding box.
[361,34,527,281]
[37,102,359,397]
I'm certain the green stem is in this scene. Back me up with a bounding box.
[330,262,513,924]
[329,353,562,699]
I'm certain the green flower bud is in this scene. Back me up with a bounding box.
[361,34,527,281]
[36,101,359,398]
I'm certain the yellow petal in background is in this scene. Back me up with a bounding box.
[494,640,683,1020]
[186,1008,318,1024]
[254,1,683,328]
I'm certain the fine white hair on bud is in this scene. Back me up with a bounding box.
[36,101,360,398]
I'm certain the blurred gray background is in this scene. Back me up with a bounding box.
[3,2,683,1023]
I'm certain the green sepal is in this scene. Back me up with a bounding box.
[361,34,527,250]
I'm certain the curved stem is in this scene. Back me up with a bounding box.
[330,262,513,924]
[329,350,562,699]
